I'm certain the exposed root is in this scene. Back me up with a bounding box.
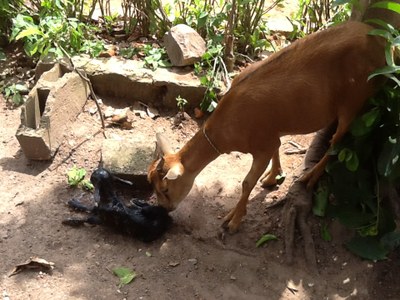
[283,124,336,271]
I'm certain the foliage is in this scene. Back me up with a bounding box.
[176,95,188,112]
[256,233,278,247]
[0,0,23,38]
[311,1,400,260]
[290,0,351,38]
[67,166,94,191]
[3,83,26,106]
[194,42,227,112]
[10,11,104,59]
[234,0,283,56]
[142,45,171,70]
[112,267,137,288]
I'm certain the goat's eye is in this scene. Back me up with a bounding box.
[162,188,169,194]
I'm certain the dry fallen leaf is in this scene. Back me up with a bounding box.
[9,257,55,277]
[194,107,204,119]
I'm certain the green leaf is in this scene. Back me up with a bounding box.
[368,65,400,81]
[361,108,380,127]
[321,223,332,242]
[275,173,286,185]
[81,179,94,191]
[0,50,6,61]
[345,152,359,172]
[346,235,388,260]
[372,1,400,14]
[15,27,43,40]
[380,231,400,251]
[112,267,136,287]
[67,166,87,186]
[368,29,393,41]
[358,223,378,236]
[377,138,400,178]
[338,148,349,162]
[365,18,395,32]
[256,234,278,247]
[313,178,329,217]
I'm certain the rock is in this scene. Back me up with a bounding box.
[101,136,155,190]
[163,24,206,67]
[266,17,294,34]
[73,56,209,110]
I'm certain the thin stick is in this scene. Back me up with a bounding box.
[57,44,107,138]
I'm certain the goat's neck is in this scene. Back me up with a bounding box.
[178,129,220,176]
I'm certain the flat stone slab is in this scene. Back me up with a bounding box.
[72,56,208,109]
[101,137,155,190]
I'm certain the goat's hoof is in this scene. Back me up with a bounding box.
[221,220,239,234]
[261,179,277,188]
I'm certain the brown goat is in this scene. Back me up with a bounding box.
[148,21,386,233]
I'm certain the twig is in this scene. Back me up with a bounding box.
[284,141,307,155]
[57,44,107,138]
[48,129,103,172]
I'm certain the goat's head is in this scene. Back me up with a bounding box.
[147,133,194,211]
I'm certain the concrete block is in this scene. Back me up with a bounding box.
[101,137,155,190]
[16,63,90,160]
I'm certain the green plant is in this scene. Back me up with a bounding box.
[312,1,400,260]
[10,13,104,58]
[234,0,282,56]
[290,0,351,38]
[3,83,26,106]
[0,0,23,37]
[142,45,171,70]
[119,47,140,59]
[67,166,94,190]
[195,42,227,112]
[104,12,119,34]
[176,95,188,112]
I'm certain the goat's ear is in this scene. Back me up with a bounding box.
[163,164,183,180]
[156,133,173,156]
[156,157,164,172]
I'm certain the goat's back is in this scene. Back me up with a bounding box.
[207,21,386,153]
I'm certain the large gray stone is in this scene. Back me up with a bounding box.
[163,24,206,67]
[16,63,89,160]
[101,137,154,190]
[72,56,208,110]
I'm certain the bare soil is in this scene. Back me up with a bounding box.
[1,91,399,300]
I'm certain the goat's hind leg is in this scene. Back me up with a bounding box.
[300,116,353,189]
[260,150,283,187]
[66,199,93,212]
[63,199,99,226]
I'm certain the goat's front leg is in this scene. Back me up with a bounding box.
[223,150,276,233]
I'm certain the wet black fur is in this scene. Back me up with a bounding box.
[63,168,172,242]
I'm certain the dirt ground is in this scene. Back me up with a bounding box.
[1,88,399,300]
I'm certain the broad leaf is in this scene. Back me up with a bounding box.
[380,231,400,251]
[15,27,43,40]
[346,236,388,260]
[256,234,278,247]
[313,178,329,217]
[113,267,136,287]
[368,65,400,81]
[372,1,400,14]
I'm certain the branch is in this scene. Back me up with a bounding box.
[57,44,107,138]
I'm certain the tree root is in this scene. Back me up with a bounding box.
[282,124,336,271]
